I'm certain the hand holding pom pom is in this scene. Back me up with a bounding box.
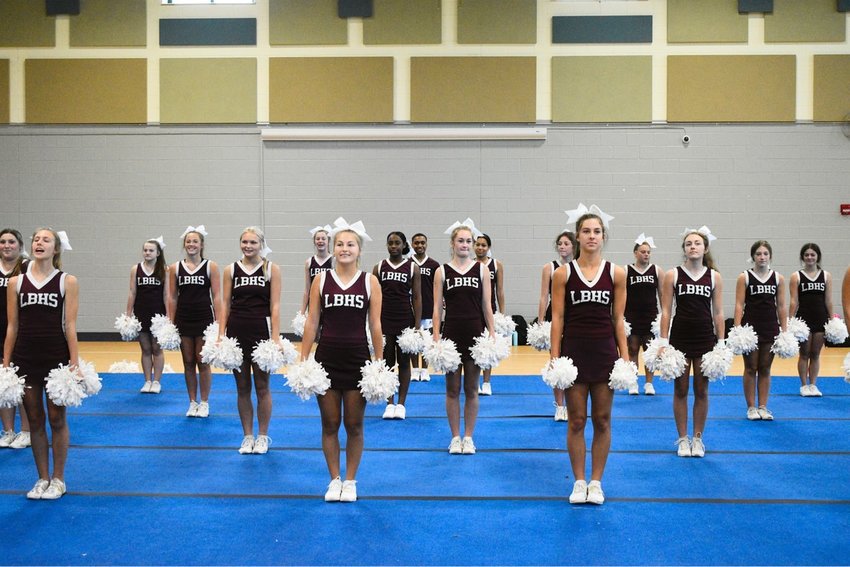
[526,321,551,352]
[786,317,810,343]
[358,359,399,404]
[771,330,800,359]
[700,341,733,382]
[622,319,632,337]
[285,358,330,400]
[398,327,430,355]
[726,325,758,355]
[151,315,180,351]
[424,339,462,374]
[541,357,578,390]
[114,313,142,341]
[651,315,661,338]
[201,336,243,370]
[291,311,306,337]
[824,317,849,345]
[76,359,102,396]
[470,332,511,370]
[46,363,87,407]
[0,365,27,409]
[493,313,517,338]
[643,338,686,381]
[608,358,639,391]
[252,336,299,373]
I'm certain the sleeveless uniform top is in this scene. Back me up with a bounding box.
[624,264,659,336]
[0,259,27,353]
[226,261,271,348]
[741,270,779,343]
[378,258,415,334]
[175,259,214,336]
[669,266,717,358]
[795,270,830,333]
[12,269,70,382]
[544,260,563,323]
[413,255,440,320]
[132,263,166,332]
[486,258,499,313]
[318,270,371,349]
[308,255,333,285]
[441,262,485,361]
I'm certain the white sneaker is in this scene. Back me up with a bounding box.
[480,383,492,396]
[238,435,254,454]
[810,384,823,397]
[253,435,271,454]
[419,370,431,382]
[586,480,605,505]
[26,479,50,500]
[553,404,567,422]
[196,401,210,418]
[10,431,30,449]
[461,436,476,455]
[149,381,162,394]
[747,406,761,420]
[448,436,463,454]
[324,477,342,502]
[691,435,705,458]
[628,383,639,395]
[411,369,422,382]
[340,480,357,502]
[382,404,396,419]
[40,478,66,500]
[0,430,15,448]
[393,405,406,420]
[569,480,587,504]
[644,383,655,396]
[186,401,200,417]
[757,406,774,421]
[140,381,152,393]
[800,385,812,397]
[676,436,691,457]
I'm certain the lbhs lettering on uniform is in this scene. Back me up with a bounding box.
[748,283,777,296]
[136,276,160,287]
[177,275,205,286]
[20,291,60,308]
[677,282,712,297]
[629,274,655,286]
[445,276,479,290]
[380,270,409,284]
[233,275,266,289]
[569,289,611,305]
[799,281,825,293]
[323,293,365,309]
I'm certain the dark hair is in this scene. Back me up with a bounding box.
[144,239,167,282]
[555,231,576,251]
[799,242,821,268]
[633,240,653,253]
[0,228,26,276]
[387,231,410,256]
[412,233,427,242]
[574,214,607,260]
[476,234,492,248]
[750,240,772,260]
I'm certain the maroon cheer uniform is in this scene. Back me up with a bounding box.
[225,261,271,351]
[0,259,27,358]
[544,260,562,323]
[315,270,372,391]
[308,255,333,286]
[486,258,500,313]
[669,266,717,359]
[625,264,659,337]
[441,262,485,364]
[413,255,440,328]
[560,261,618,384]
[378,258,415,336]
[11,269,70,387]
[132,263,166,333]
[795,270,829,333]
[741,270,779,344]
[174,260,215,337]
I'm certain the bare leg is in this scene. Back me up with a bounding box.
[566,383,589,481]
[461,360,480,437]
[194,338,212,402]
[22,384,49,480]
[138,332,154,383]
[342,390,367,480]
[742,350,758,408]
[180,336,198,402]
[253,365,272,436]
[673,361,693,438]
[588,383,613,482]
[234,362,254,436]
[807,333,825,387]
[756,347,775,407]
[45,399,68,480]
[395,345,412,407]
[445,369,461,438]
[692,361,710,437]
[317,390,342,479]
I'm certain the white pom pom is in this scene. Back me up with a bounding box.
[623,319,632,337]
[76,359,102,396]
[651,314,661,338]
[366,331,386,356]
[203,322,220,343]
[285,358,330,401]
[526,321,551,352]
[824,317,849,345]
[493,313,517,338]
[608,358,639,391]
[470,332,511,370]
[150,314,170,335]
[358,359,400,404]
[108,360,141,373]
[423,339,462,374]
[727,325,758,355]
[201,336,243,370]
[45,364,87,407]
[771,330,800,359]
[251,337,299,373]
[0,365,26,409]
[291,311,306,337]
[152,317,180,351]
[786,317,810,343]
[541,357,578,390]
[114,313,142,341]
[843,352,850,384]
[642,338,663,372]
[700,342,733,382]
[644,339,686,381]
[398,327,430,355]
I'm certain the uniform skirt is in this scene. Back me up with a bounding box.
[670,318,716,359]
[175,305,214,337]
[226,315,270,352]
[13,336,70,388]
[562,335,617,384]
[381,310,414,340]
[315,342,370,392]
[797,305,830,334]
[134,305,166,334]
[442,317,485,365]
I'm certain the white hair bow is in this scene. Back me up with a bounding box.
[444,218,483,239]
[564,203,615,228]
[329,217,372,242]
[261,244,273,257]
[150,235,167,250]
[682,226,716,243]
[634,233,656,249]
[309,225,332,236]
[181,225,208,239]
[57,230,73,251]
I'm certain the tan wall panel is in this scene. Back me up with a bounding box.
[765,0,845,43]
[667,0,747,43]
[70,0,146,47]
[269,58,393,123]
[363,0,441,45]
[160,58,257,124]
[0,60,9,124]
[25,59,146,124]
[410,57,535,123]
[0,0,55,47]
[667,56,795,122]
[457,0,536,44]
[269,0,347,46]
[813,55,850,122]
[552,57,651,123]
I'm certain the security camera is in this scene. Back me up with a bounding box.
[682,135,690,144]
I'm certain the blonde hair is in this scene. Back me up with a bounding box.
[241,226,269,279]
[448,226,474,259]
[183,230,205,260]
[332,229,363,268]
[32,227,63,269]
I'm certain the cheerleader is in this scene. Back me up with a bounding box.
[0,228,30,449]
[3,228,78,500]
[219,227,281,454]
[550,210,628,505]
[625,234,663,396]
[411,233,440,382]
[300,226,332,314]
[537,230,576,421]
[659,227,725,458]
[125,237,169,394]
[789,243,832,397]
[167,226,222,418]
[843,265,850,324]
[474,234,504,396]
[373,232,421,420]
[433,222,495,455]
[735,241,786,420]
[301,221,382,502]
